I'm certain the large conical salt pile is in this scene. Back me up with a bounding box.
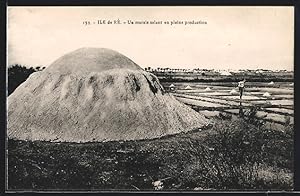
[8,48,209,142]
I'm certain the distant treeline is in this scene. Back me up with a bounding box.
[153,72,294,83]
[158,77,294,83]
[8,64,45,95]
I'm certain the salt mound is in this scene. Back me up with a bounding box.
[268,81,274,85]
[219,70,232,76]
[204,87,212,91]
[229,89,238,94]
[8,48,209,143]
[263,92,271,97]
[169,84,175,88]
[185,85,192,90]
[46,47,142,75]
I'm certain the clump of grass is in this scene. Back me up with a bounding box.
[185,118,293,190]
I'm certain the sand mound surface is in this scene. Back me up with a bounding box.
[8,48,209,142]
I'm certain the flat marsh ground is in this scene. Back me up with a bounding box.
[7,117,293,191]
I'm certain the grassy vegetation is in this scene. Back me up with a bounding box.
[7,117,293,191]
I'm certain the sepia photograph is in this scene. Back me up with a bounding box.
[6,6,294,191]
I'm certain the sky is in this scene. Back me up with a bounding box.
[8,6,294,71]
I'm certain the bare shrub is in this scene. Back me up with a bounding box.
[190,118,293,190]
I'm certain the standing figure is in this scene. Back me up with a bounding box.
[238,79,246,100]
